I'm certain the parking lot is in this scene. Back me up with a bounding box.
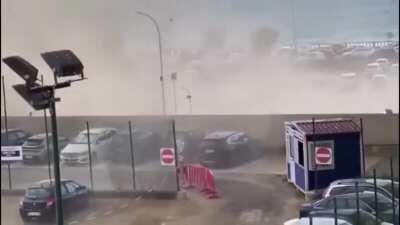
[2,144,397,225]
[1,161,304,225]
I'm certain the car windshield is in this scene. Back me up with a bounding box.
[72,133,101,144]
[25,188,51,199]
[25,138,44,146]
[381,183,399,198]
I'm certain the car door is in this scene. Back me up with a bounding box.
[60,182,73,212]
[64,181,86,209]
[236,134,250,161]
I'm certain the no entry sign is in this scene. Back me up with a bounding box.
[315,147,332,165]
[160,148,175,166]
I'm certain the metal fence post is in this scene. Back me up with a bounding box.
[128,121,136,192]
[172,119,180,191]
[355,182,360,225]
[86,121,94,191]
[373,169,379,225]
[334,197,338,225]
[44,109,52,182]
[2,75,12,190]
[309,214,313,225]
[390,157,395,225]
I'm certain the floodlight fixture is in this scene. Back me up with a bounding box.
[12,83,50,110]
[2,56,38,86]
[41,50,84,83]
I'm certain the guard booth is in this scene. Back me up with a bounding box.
[285,118,364,193]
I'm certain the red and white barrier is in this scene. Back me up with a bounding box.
[182,164,219,199]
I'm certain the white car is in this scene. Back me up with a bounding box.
[364,62,385,77]
[340,72,357,80]
[284,217,352,225]
[376,58,390,69]
[391,63,399,74]
[61,128,117,164]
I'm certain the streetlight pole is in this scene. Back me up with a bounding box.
[290,0,298,50]
[137,11,166,116]
[171,72,177,115]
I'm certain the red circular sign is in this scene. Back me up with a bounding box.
[315,147,332,165]
[161,148,175,165]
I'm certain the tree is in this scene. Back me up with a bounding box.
[386,32,394,40]
[203,27,227,50]
[251,26,279,55]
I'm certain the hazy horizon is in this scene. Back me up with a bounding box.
[1,0,399,116]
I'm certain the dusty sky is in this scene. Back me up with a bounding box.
[1,0,399,115]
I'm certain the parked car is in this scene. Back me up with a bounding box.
[284,217,352,225]
[199,131,264,168]
[368,48,397,62]
[106,128,162,164]
[391,64,399,75]
[22,133,69,163]
[175,130,204,163]
[323,178,399,200]
[306,209,393,225]
[342,47,375,59]
[163,130,204,163]
[300,192,398,224]
[364,62,385,77]
[376,58,390,71]
[19,179,89,222]
[295,50,327,66]
[338,72,359,91]
[60,128,117,165]
[1,128,30,146]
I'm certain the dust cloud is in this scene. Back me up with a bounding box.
[1,0,398,115]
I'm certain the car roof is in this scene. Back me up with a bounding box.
[330,178,369,185]
[376,58,388,61]
[341,73,356,77]
[27,133,66,139]
[297,217,351,225]
[1,128,24,134]
[80,127,116,134]
[372,74,386,78]
[204,131,241,140]
[367,62,380,67]
[29,179,71,189]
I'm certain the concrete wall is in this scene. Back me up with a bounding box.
[1,114,398,152]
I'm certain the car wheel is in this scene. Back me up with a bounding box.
[20,215,29,223]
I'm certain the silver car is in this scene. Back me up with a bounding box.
[22,133,69,163]
[323,178,399,200]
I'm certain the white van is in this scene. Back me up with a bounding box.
[60,128,117,165]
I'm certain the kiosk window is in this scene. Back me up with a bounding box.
[298,141,304,166]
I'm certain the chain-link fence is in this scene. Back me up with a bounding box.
[1,117,179,193]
